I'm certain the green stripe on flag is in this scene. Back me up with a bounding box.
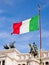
[29,15,39,31]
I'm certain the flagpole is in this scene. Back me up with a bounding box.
[38,4,43,65]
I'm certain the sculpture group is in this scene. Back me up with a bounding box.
[29,42,38,58]
[3,41,15,49]
[3,41,38,58]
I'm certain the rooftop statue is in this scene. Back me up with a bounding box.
[3,41,15,49]
[29,42,38,58]
[3,44,9,49]
[9,41,15,48]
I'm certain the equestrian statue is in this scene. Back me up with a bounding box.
[29,42,38,58]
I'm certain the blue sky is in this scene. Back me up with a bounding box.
[0,0,49,53]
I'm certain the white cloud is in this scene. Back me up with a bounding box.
[0,17,6,21]
[0,9,4,13]
[0,32,17,43]
[0,16,16,27]
[43,2,49,9]
[18,44,29,53]
[0,17,8,27]
[44,3,49,8]
[0,0,14,6]
[36,30,49,38]
[0,0,25,6]
[18,33,33,41]
[4,0,14,5]
[0,32,9,38]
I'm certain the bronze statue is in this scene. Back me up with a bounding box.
[29,42,38,58]
[3,41,15,49]
[9,41,15,48]
[3,44,9,49]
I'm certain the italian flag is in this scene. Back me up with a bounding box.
[12,15,39,34]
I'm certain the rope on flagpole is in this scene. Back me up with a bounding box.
[38,4,43,65]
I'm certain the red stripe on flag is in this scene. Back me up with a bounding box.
[12,22,22,34]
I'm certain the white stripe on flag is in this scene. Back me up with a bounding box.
[20,19,31,34]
